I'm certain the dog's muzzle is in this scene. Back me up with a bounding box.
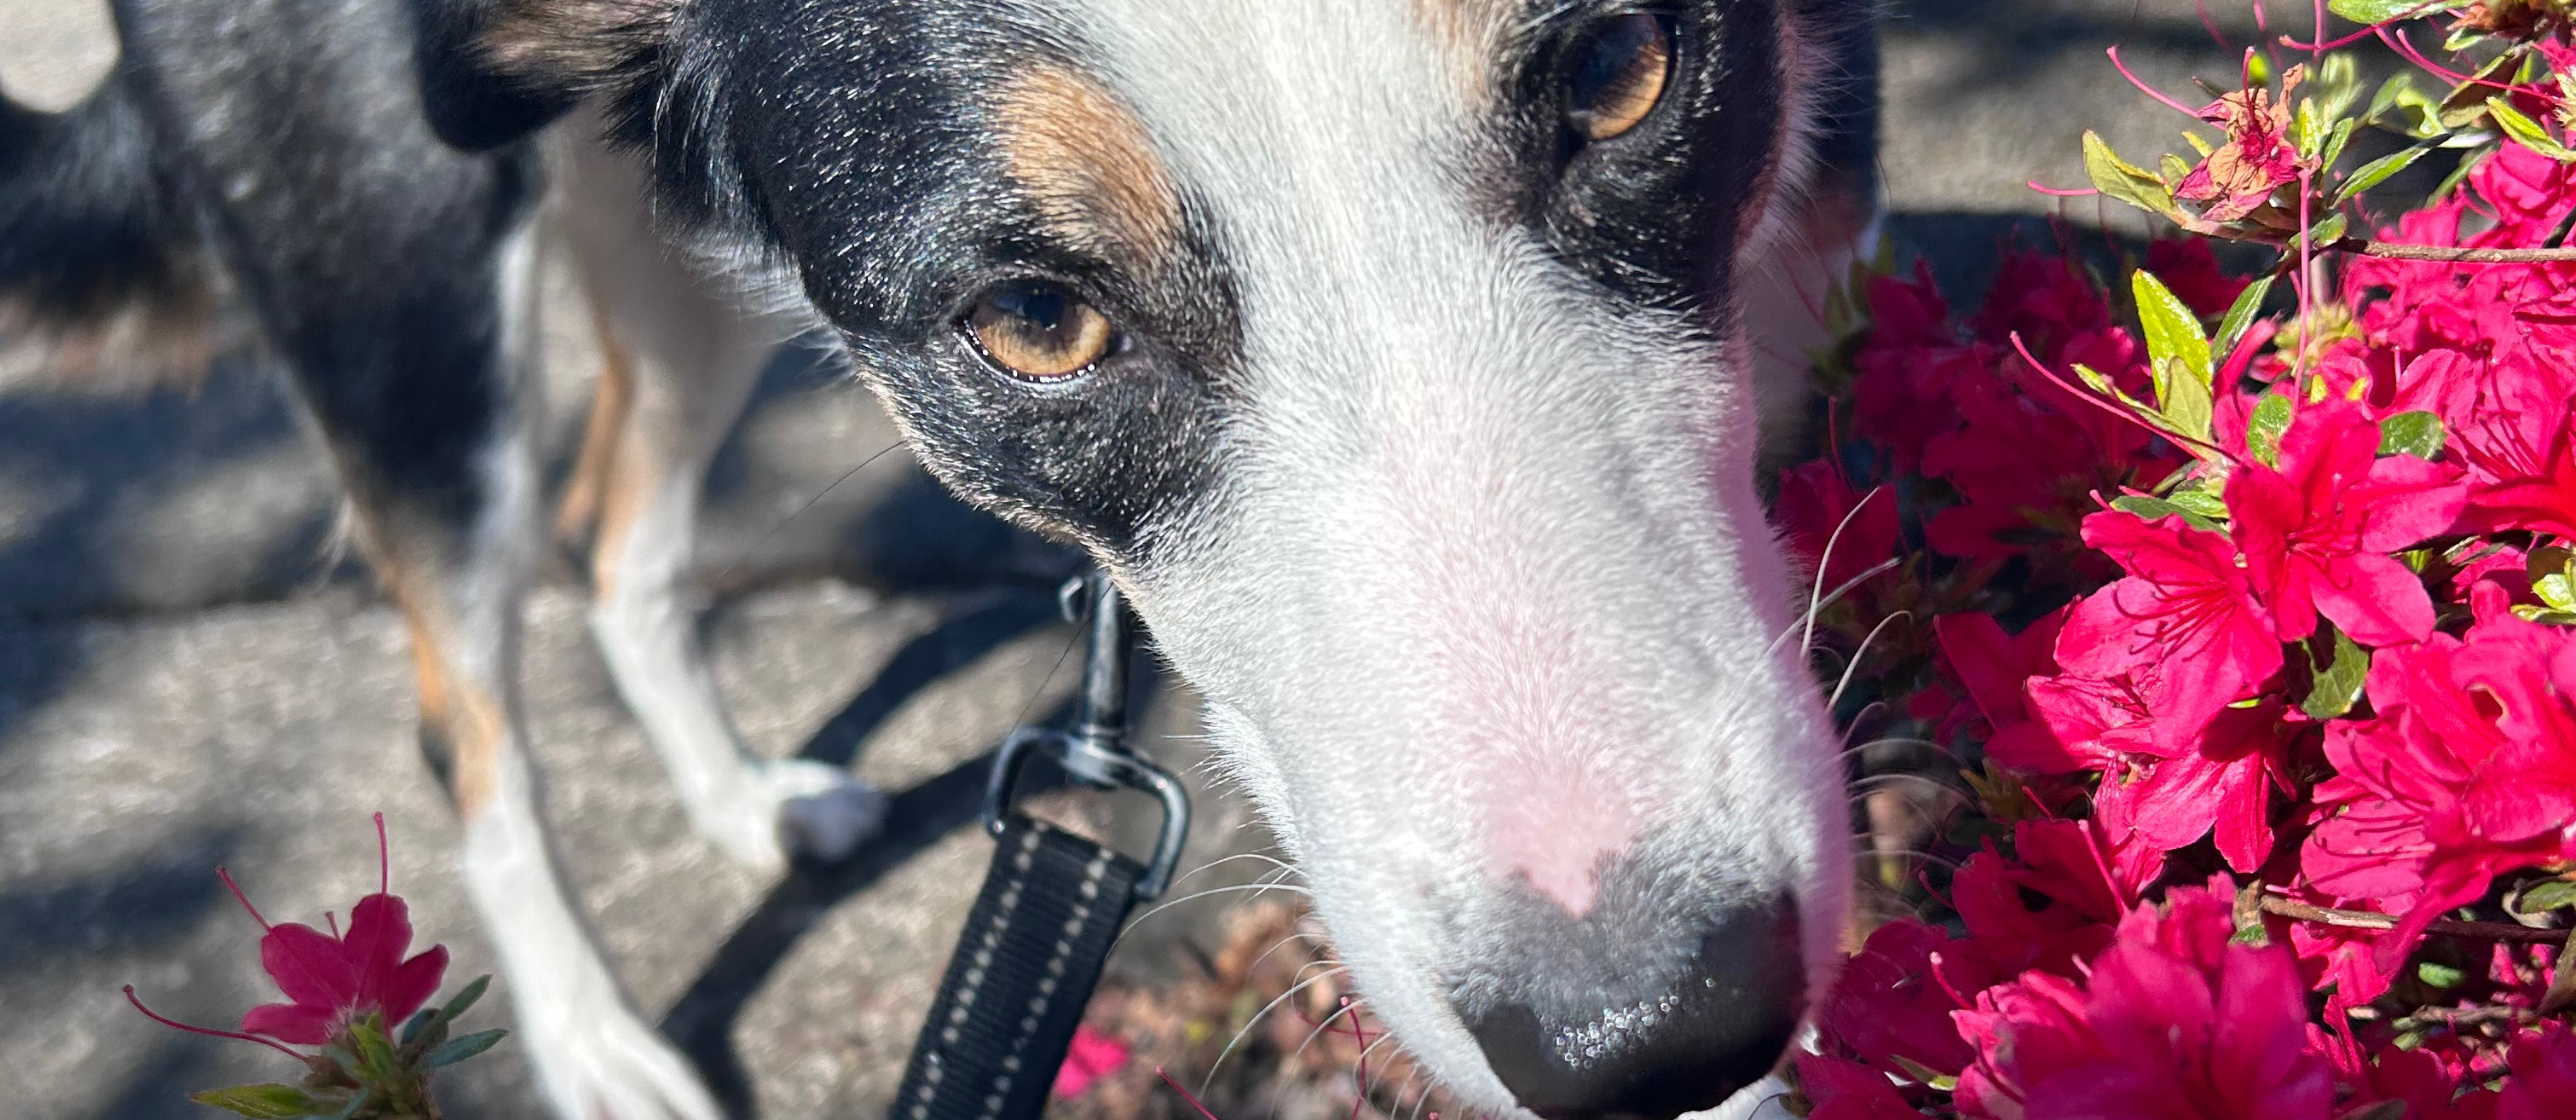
[1450,883,1805,1120]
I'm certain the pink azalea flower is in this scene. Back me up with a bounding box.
[1052,1025,1131,1099]
[1795,1053,1922,1120]
[2302,587,2576,990]
[1951,880,2335,1120]
[234,824,451,1045]
[1817,920,1981,1081]
[2058,511,2283,749]
[127,816,449,1051]
[1777,458,1900,595]
[2174,73,2312,224]
[2451,355,2576,540]
[2226,397,2468,647]
[2023,664,2162,776]
[2110,700,2299,873]
[1935,609,2073,772]
[2499,1027,2576,1120]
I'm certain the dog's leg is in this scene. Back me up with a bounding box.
[554,303,638,550]
[556,126,887,869]
[276,198,722,1120]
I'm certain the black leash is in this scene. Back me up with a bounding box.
[890,570,1189,1120]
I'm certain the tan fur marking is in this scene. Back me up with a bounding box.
[553,305,638,550]
[994,67,1182,267]
[397,603,506,816]
[482,0,679,89]
[586,429,661,601]
[1410,0,1512,102]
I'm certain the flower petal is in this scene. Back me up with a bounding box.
[380,944,450,1026]
[241,1001,338,1046]
[259,921,359,1011]
[2313,552,2439,647]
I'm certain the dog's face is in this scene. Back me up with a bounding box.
[472,1,1856,1114]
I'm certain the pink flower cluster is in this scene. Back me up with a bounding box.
[1787,143,2576,1117]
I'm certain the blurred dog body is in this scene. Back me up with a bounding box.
[0,3,1877,1117]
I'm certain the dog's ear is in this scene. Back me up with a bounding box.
[412,0,683,153]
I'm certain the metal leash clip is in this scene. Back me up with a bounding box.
[980,569,1190,900]
[892,569,1190,1120]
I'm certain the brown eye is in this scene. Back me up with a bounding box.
[1562,12,1673,142]
[964,280,1119,379]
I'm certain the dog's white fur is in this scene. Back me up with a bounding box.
[1048,3,1848,1114]
[418,5,1859,1116]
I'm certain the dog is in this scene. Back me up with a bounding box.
[1,1,1879,1117]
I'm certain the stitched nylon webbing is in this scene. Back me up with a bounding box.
[891,816,1143,1120]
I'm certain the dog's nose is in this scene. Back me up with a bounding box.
[1458,895,1805,1120]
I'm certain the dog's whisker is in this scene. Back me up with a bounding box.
[1835,735,1951,764]
[1769,555,1903,659]
[1116,880,1314,948]
[1164,851,1307,893]
[1289,991,1368,1067]
[1836,700,1894,746]
[1204,963,1349,1094]
[1828,609,1910,712]
[1778,486,1888,661]
[1238,927,1330,982]
[1847,771,1968,805]
[711,441,904,586]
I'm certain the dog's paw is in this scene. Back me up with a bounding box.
[759,758,888,862]
[523,1007,725,1120]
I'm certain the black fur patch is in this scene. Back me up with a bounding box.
[1483,0,1795,315]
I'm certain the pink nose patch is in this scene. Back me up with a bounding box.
[1482,763,1635,919]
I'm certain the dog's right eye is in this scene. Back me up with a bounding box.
[1561,11,1674,142]
[962,280,1121,380]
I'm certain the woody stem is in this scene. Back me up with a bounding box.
[2257,897,2567,944]
[2330,238,2576,263]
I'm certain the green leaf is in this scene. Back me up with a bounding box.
[187,1085,325,1120]
[2533,555,2576,613]
[2379,411,2445,458]
[2328,0,2446,23]
[2418,961,2467,989]
[2166,486,2231,522]
[425,1028,510,1068]
[2307,211,2350,250]
[2159,356,2217,443]
[2133,268,2213,380]
[349,1017,398,1080]
[2248,393,2295,466]
[2214,273,2277,362]
[397,1007,437,1047]
[2111,494,2221,532]
[2302,629,2371,719]
[2295,98,2325,161]
[2321,116,2361,171]
[2512,878,2576,915]
[429,975,491,1033]
[2336,143,2434,207]
[2084,131,2181,219]
[2487,96,2576,160]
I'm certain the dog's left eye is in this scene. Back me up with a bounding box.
[962,280,1122,380]
[1562,12,1673,142]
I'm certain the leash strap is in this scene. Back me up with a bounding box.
[890,816,1144,1120]
[891,571,1187,1120]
